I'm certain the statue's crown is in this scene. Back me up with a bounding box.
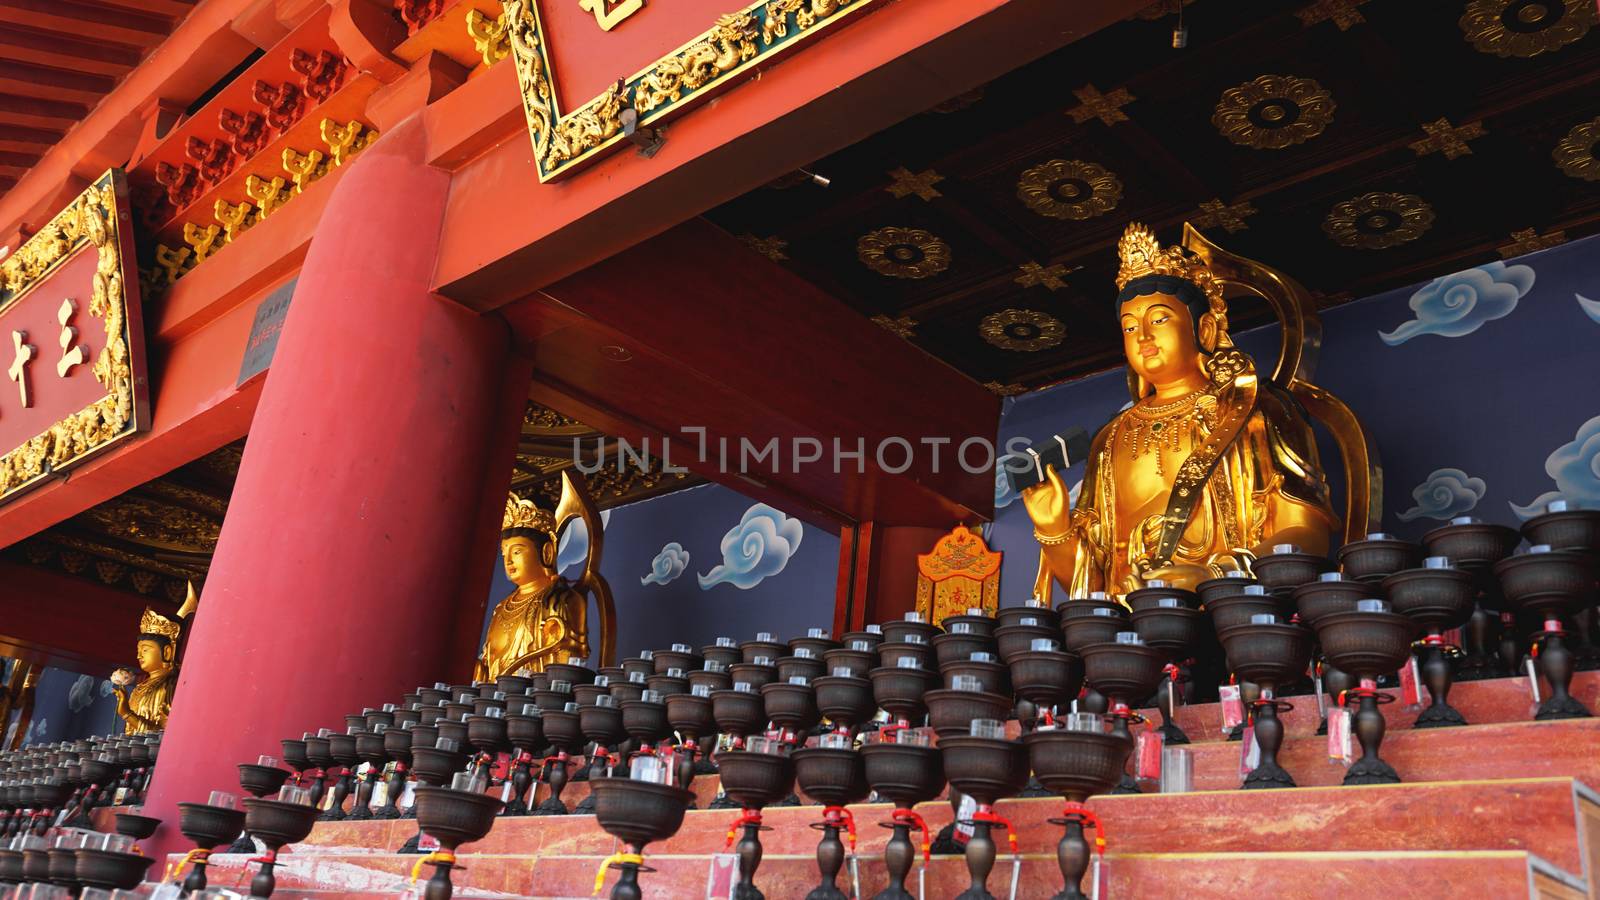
[139,607,182,642]
[1115,222,1223,305]
[503,495,556,533]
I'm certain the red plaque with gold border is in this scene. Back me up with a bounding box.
[0,170,150,504]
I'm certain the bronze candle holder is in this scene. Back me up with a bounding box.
[741,637,788,665]
[1423,518,1522,679]
[578,699,628,783]
[350,729,390,820]
[1339,534,1421,583]
[536,705,584,815]
[813,673,876,736]
[1316,604,1414,785]
[868,664,937,728]
[322,731,361,821]
[1129,599,1205,745]
[1524,506,1600,668]
[504,706,544,816]
[1292,573,1365,732]
[1384,559,1477,727]
[993,618,1057,667]
[47,843,79,895]
[591,776,694,900]
[793,741,869,900]
[1252,545,1328,597]
[709,683,768,810]
[776,654,826,684]
[862,735,944,900]
[241,797,319,897]
[412,786,504,900]
[378,725,415,819]
[665,690,715,798]
[716,745,796,900]
[75,846,155,893]
[703,640,743,669]
[791,630,842,660]
[1007,644,1083,730]
[402,741,469,852]
[176,800,246,893]
[1079,637,1165,794]
[1494,546,1597,719]
[940,734,1029,900]
[1025,724,1131,900]
[879,617,940,647]
[1059,601,1129,713]
[1217,618,1312,788]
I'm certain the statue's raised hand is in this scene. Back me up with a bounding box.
[1020,463,1072,538]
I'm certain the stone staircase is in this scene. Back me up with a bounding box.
[169,671,1600,899]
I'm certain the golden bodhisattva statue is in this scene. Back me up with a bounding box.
[112,607,184,734]
[476,472,617,680]
[1023,223,1361,599]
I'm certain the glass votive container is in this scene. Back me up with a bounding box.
[1114,631,1144,645]
[894,657,922,670]
[1019,615,1041,627]
[692,684,711,698]
[207,790,237,810]
[866,624,882,634]
[1529,544,1553,554]
[754,655,774,666]
[808,628,828,638]
[951,674,982,692]
[787,676,809,686]
[905,634,926,645]
[629,671,647,684]
[850,639,871,651]
[969,719,1005,739]
[1250,613,1277,625]
[970,652,996,663]
[734,682,755,693]
[638,650,654,660]
[667,667,686,678]
[1424,556,1452,569]
[1157,597,1181,608]
[641,690,662,704]
[1271,543,1300,555]
[1159,746,1193,793]
[950,622,972,635]
[1356,598,1391,612]
[746,736,782,756]
[551,681,572,693]
[630,756,667,785]
[831,666,854,678]
[435,738,458,752]
[903,612,924,623]
[818,733,851,749]
[1090,607,1119,617]
[965,607,984,617]
[672,643,692,653]
[1449,516,1480,525]
[795,648,814,659]
[1030,638,1059,652]
[703,660,725,672]
[256,755,278,768]
[1243,585,1267,596]
[1319,571,1345,582]
[1063,712,1103,733]
[757,632,775,642]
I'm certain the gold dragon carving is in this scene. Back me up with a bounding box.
[634,13,759,113]
[0,172,138,500]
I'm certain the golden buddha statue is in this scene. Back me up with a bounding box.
[111,607,184,734]
[1022,223,1353,599]
[475,471,617,680]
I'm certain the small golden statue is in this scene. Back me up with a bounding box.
[475,471,617,681]
[111,602,188,734]
[1023,222,1377,598]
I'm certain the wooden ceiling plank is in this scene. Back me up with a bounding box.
[0,0,174,47]
[0,24,142,74]
[76,0,197,18]
[0,123,62,148]
[0,59,117,104]
[0,92,88,127]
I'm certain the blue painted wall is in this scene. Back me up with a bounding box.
[484,483,840,661]
[989,234,1600,606]
[8,662,121,746]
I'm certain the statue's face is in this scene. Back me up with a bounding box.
[135,639,170,675]
[501,536,547,585]
[1119,291,1200,385]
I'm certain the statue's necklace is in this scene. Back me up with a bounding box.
[1122,390,1203,477]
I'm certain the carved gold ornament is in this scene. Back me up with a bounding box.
[0,171,142,502]
[1212,75,1335,150]
[507,0,881,182]
[857,227,952,279]
[1459,0,1595,57]
[1321,192,1435,250]
[1553,116,1600,181]
[980,308,1066,352]
[1017,159,1122,221]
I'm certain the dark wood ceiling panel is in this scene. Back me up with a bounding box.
[704,0,1600,392]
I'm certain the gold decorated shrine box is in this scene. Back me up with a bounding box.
[0,170,150,504]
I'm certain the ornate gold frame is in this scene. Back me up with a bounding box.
[0,170,149,504]
[505,0,884,181]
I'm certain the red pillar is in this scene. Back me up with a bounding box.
[138,116,527,857]
[835,522,953,631]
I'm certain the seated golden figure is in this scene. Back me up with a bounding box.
[476,472,616,680]
[111,607,183,734]
[1023,223,1359,599]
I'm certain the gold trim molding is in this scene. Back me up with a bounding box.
[0,170,148,503]
[505,0,883,182]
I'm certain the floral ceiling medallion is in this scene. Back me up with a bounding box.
[1016,159,1123,220]
[1553,116,1600,181]
[1213,75,1335,150]
[1322,192,1435,249]
[857,227,952,279]
[1460,0,1595,58]
[980,308,1066,352]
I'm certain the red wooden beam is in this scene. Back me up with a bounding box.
[0,59,117,103]
[0,24,142,76]
[0,0,174,46]
[0,559,147,672]
[0,123,62,150]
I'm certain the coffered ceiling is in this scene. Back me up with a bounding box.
[702,0,1600,393]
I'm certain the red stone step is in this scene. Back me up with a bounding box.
[180,847,1584,899]
[1136,670,1599,744]
[268,775,1599,880]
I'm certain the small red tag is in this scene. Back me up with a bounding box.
[1441,627,1462,648]
[1219,684,1243,733]
[1399,656,1423,708]
[1134,729,1164,781]
[1327,708,1352,765]
[1238,724,1260,777]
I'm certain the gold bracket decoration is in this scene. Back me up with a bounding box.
[579,0,645,31]
[505,0,882,181]
[0,170,148,502]
[213,198,254,243]
[320,118,378,168]
[466,7,513,65]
